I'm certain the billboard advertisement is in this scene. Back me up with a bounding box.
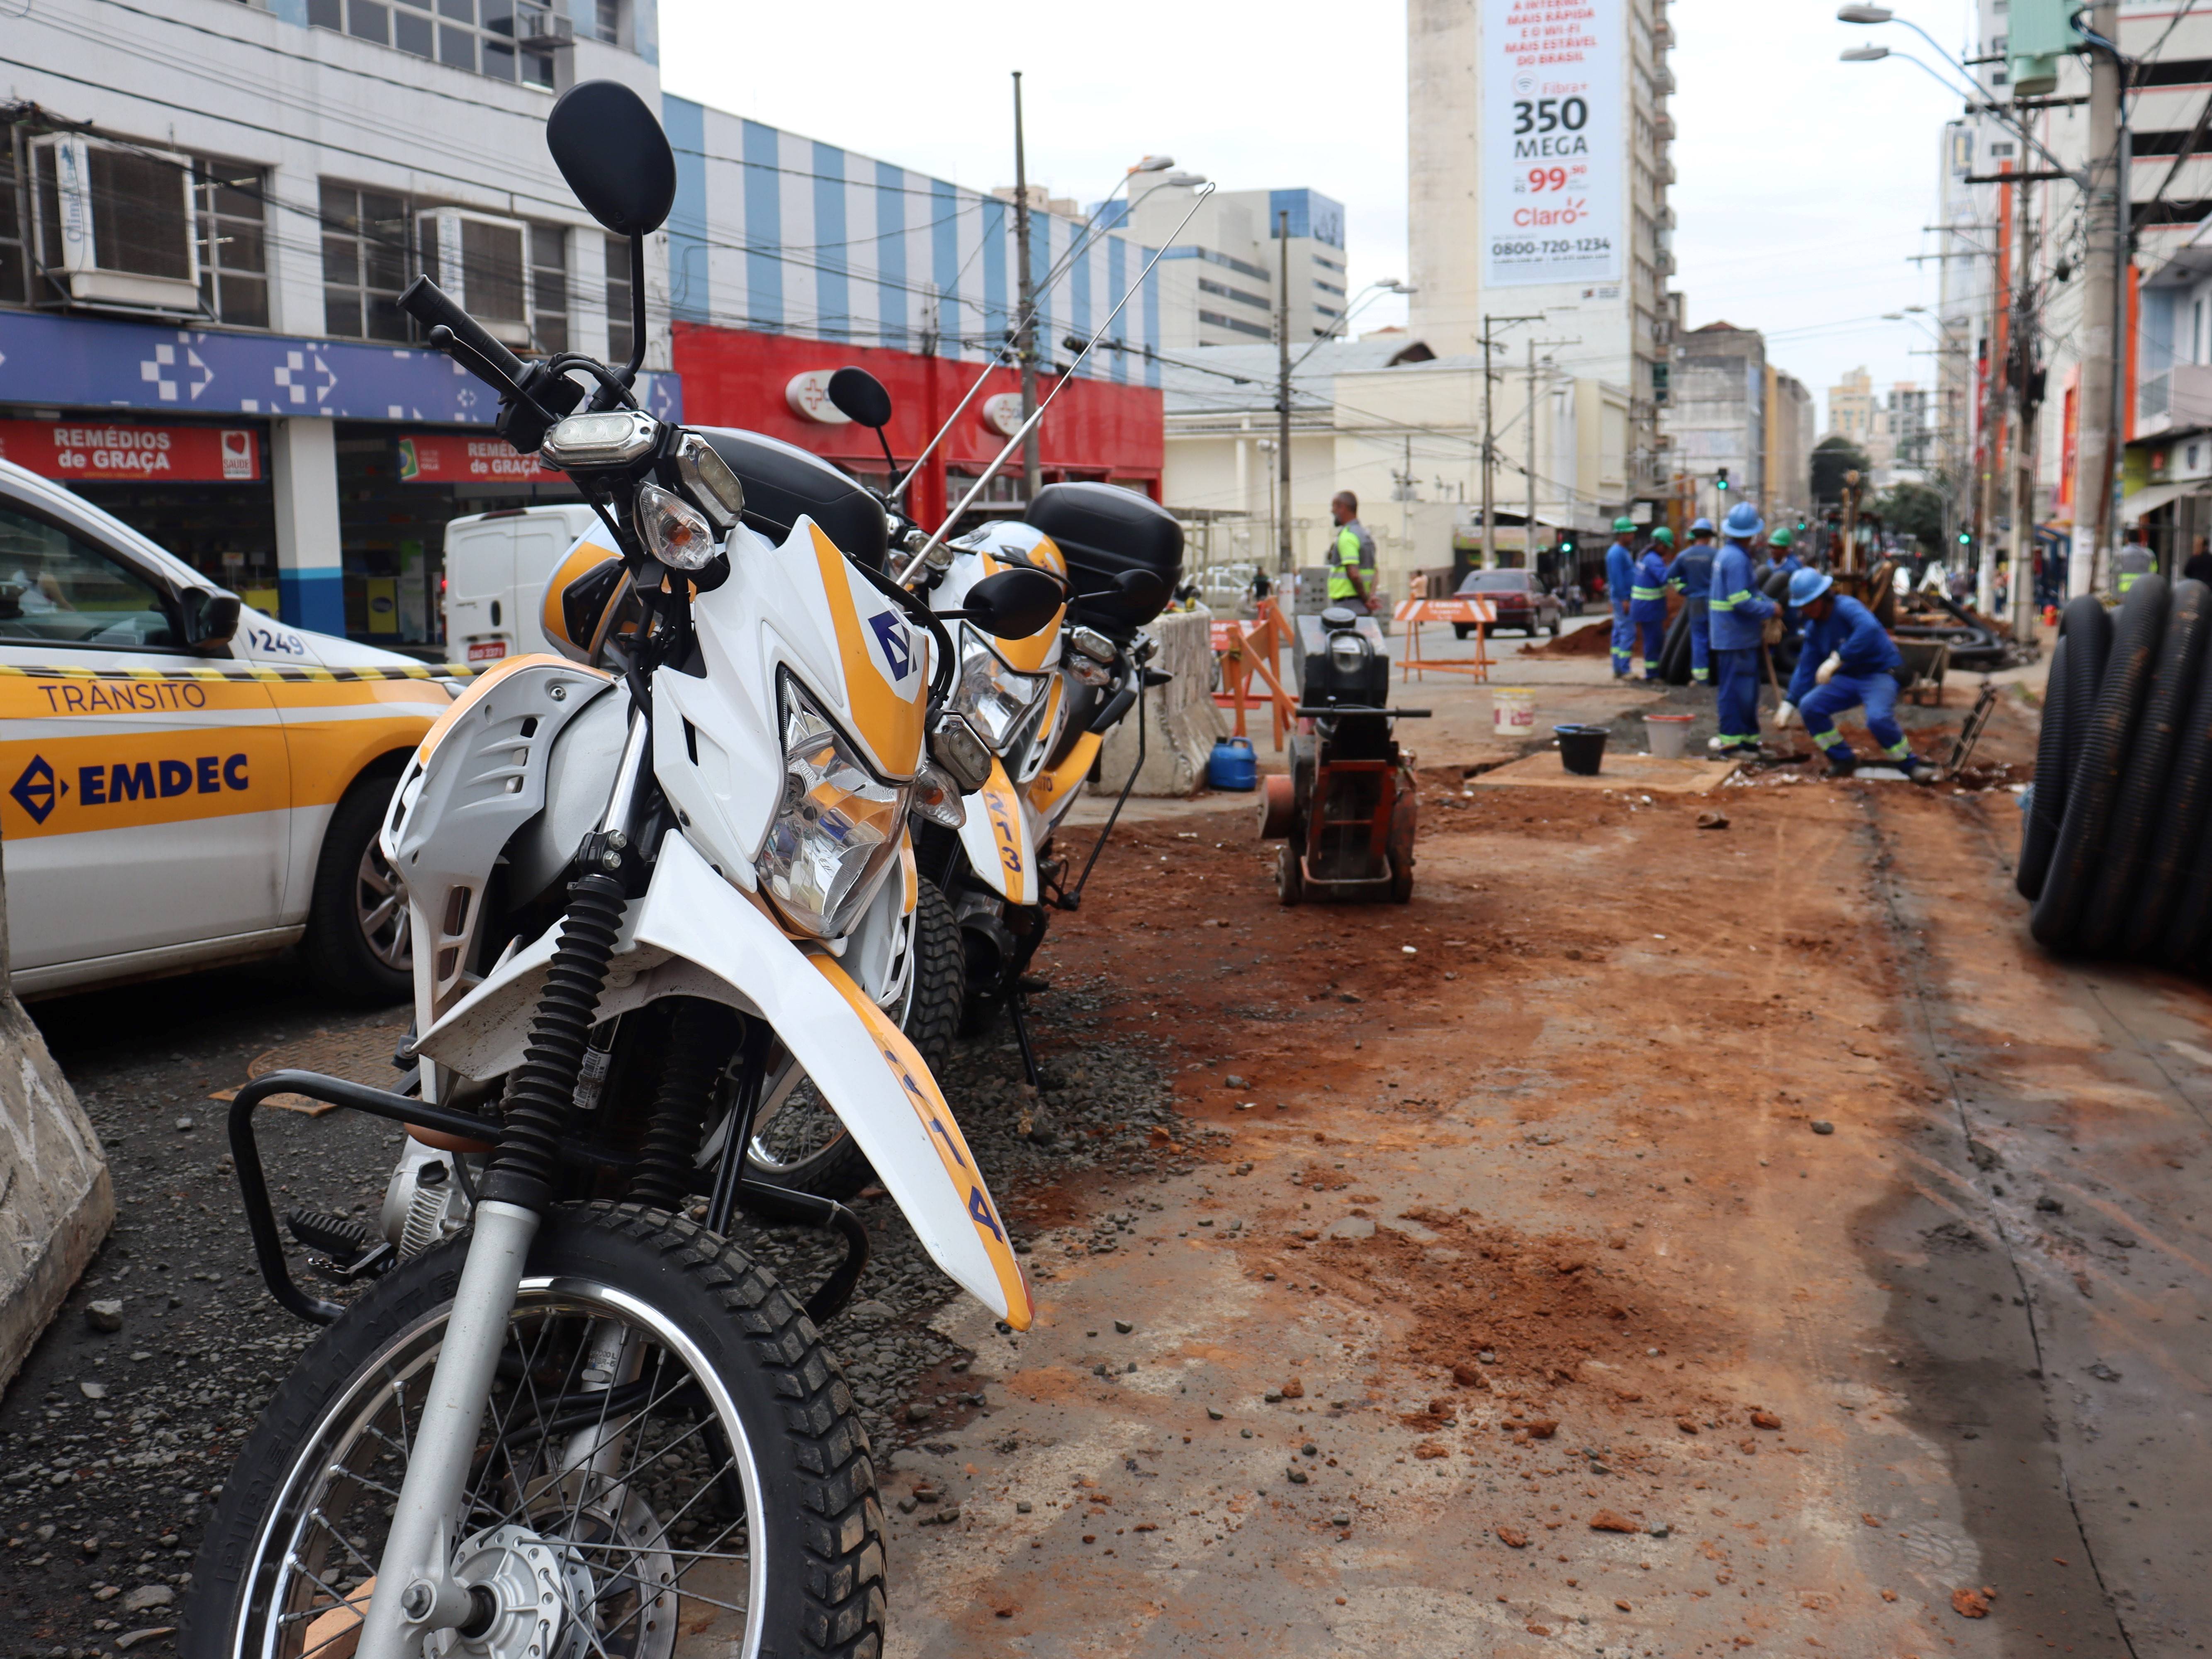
[1482,0,1622,289]
[0,419,259,482]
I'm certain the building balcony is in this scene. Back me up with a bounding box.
[2138,364,2212,437]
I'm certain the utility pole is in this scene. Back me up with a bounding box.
[1479,313,1543,571]
[2010,173,2041,645]
[2069,0,2122,606]
[1275,209,1294,575]
[1012,71,1041,504]
[1526,337,1539,572]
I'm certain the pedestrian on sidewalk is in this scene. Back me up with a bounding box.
[2115,527,2154,596]
[2186,535,2212,586]
[1605,516,1639,680]
[1667,518,1716,685]
[1707,502,1779,755]
[1774,568,1928,780]
[1326,491,1378,612]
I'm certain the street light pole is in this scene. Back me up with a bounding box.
[1012,72,1041,504]
[1479,313,1543,571]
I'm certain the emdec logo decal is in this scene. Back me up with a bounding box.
[10,756,58,825]
[867,610,916,682]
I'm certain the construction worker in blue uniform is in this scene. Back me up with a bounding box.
[1667,518,1716,684]
[1707,502,1779,754]
[1604,516,1639,679]
[1630,534,1670,680]
[1766,526,1803,583]
[1774,568,1930,781]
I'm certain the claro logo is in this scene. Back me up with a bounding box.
[8,752,251,825]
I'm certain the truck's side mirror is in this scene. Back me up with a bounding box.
[182,589,241,654]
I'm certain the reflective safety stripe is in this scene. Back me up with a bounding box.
[1808,726,1843,748]
[1884,737,1913,759]
[2120,571,2144,591]
[1630,585,1665,601]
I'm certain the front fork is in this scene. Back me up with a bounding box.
[357,706,654,1659]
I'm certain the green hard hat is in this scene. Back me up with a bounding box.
[1613,516,1637,533]
[1651,527,1674,546]
[1769,527,1793,549]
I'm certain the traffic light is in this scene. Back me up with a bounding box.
[1958,530,1971,545]
[1716,467,1730,492]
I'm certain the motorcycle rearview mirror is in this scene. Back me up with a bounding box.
[1115,568,1170,612]
[546,80,677,236]
[827,367,893,429]
[827,366,901,482]
[959,567,1064,639]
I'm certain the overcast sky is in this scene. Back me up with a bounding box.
[661,0,1974,429]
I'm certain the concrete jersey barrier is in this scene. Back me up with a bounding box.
[0,836,112,1395]
[1097,609,1230,798]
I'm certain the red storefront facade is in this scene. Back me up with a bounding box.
[670,323,1165,532]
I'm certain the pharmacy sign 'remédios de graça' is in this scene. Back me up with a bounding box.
[1482,0,1622,289]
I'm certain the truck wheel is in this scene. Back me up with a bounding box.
[303,767,411,1004]
[1275,843,1304,906]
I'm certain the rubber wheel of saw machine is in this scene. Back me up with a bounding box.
[1387,779,1416,904]
[2033,580,2164,954]
[1275,841,1304,906]
[302,764,411,1004]
[2015,632,2070,901]
[2081,579,2212,955]
[183,1202,884,1659]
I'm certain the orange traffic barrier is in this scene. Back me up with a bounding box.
[1210,597,1299,750]
[1392,596,1497,683]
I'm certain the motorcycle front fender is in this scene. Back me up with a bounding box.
[957,757,1037,905]
[414,832,1033,1327]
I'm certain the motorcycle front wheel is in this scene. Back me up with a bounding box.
[184,1203,883,1659]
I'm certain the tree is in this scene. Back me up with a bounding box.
[1874,481,1946,550]
[1812,436,1873,507]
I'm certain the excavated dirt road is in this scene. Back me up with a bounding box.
[878,694,2207,1658]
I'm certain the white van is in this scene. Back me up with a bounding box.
[442,504,603,664]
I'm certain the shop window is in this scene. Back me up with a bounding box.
[418,208,529,348]
[604,234,633,363]
[594,0,622,44]
[321,182,415,343]
[195,160,268,329]
[307,0,563,88]
[530,221,569,354]
[0,136,25,307]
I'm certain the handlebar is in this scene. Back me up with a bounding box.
[399,275,529,395]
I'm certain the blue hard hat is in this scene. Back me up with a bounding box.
[1690,517,1714,534]
[1723,503,1764,541]
[1788,567,1835,607]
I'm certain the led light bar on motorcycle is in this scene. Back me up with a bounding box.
[542,409,661,469]
[929,710,992,793]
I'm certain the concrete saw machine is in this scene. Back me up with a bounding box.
[1256,604,1428,904]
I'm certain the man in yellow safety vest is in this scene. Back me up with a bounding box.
[1326,491,1377,611]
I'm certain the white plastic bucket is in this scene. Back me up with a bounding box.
[1644,713,1694,759]
[1492,687,1538,737]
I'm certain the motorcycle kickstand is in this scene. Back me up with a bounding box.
[1006,992,1042,1090]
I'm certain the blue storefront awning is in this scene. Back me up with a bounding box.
[0,310,681,427]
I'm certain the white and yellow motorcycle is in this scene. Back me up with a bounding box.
[186,83,1059,1659]
[906,483,1183,1077]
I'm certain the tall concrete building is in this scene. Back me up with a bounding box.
[1828,368,1880,447]
[1766,369,1816,522]
[1113,186,1347,348]
[1662,321,1765,522]
[1406,0,1676,515]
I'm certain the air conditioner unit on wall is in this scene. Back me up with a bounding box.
[417,207,534,350]
[30,135,203,315]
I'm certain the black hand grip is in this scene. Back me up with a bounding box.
[400,275,527,390]
[1088,684,1138,734]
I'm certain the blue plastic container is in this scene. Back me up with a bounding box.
[1209,736,1258,791]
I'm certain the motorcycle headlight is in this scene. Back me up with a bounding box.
[754,679,910,938]
[951,625,1050,752]
[635,482,719,571]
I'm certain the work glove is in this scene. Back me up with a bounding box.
[1774,701,1798,730]
[1815,652,1842,685]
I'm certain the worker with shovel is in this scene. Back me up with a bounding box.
[1773,568,1930,781]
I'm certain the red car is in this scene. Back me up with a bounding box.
[1454,568,1563,637]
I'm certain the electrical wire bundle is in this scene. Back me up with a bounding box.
[2017,577,2212,961]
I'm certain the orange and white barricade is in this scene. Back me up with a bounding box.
[1210,598,1299,750]
[1392,596,1497,682]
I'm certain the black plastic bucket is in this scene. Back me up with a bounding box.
[1555,723,1609,776]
